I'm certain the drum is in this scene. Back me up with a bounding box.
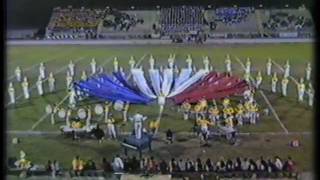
[114,100,124,111]
[78,108,87,119]
[45,104,53,114]
[58,108,66,118]
[94,104,104,115]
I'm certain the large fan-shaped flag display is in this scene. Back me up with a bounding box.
[74,67,250,104]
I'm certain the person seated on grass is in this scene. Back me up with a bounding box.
[159,159,168,174]
[91,124,105,143]
[169,158,178,173]
[249,158,257,172]
[46,160,52,173]
[205,158,214,172]
[101,157,112,173]
[177,159,185,172]
[241,157,250,172]
[128,156,139,173]
[215,157,226,172]
[226,158,234,172]
[166,129,173,144]
[112,154,124,172]
[233,157,242,171]
[283,156,297,177]
[148,156,158,173]
[195,158,203,172]
[274,156,283,173]
[72,155,84,176]
[86,159,96,170]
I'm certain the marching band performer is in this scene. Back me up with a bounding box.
[81,71,87,81]
[235,104,244,125]
[186,54,192,69]
[284,60,290,78]
[199,98,208,116]
[244,72,250,83]
[194,103,201,120]
[15,66,22,82]
[266,58,272,76]
[305,62,312,81]
[98,66,104,74]
[68,60,75,77]
[208,105,220,123]
[281,76,289,97]
[196,117,214,144]
[225,55,232,73]
[245,58,251,74]
[250,102,258,124]
[66,71,73,90]
[90,58,96,75]
[104,102,112,122]
[297,78,305,103]
[39,62,46,79]
[255,71,262,89]
[149,55,155,70]
[271,72,278,93]
[307,83,314,107]
[113,57,119,72]
[123,102,130,122]
[182,101,191,120]
[48,72,55,93]
[130,113,147,140]
[106,113,117,139]
[8,82,15,104]
[22,77,30,100]
[225,115,234,128]
[168,54,174,69]
[36,76,44,96]
[203,56,210,71]
[68,86,76,108]
[129,56,135,69]
[51,104,59,125]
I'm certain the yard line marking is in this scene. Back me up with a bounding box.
[6,56,85,107]
[271,60,299,85]
[7,47,77,81]
[259,91,289,134]
[30,93,70,130]
[233,56,289,134]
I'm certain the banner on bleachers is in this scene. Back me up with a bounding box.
[279,32,298,38]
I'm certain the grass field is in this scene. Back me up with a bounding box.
[6,43,314,172]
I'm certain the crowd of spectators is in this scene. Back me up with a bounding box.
[262,11,313,32]
[160,6,204,34]
[214,7,255,25]
[65,155,298,178]
[102,8,144,32]
[46,7,105,39]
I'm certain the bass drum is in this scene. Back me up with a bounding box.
[78,108,87,119]
[58,108,66,119]
[114,100,124,111]
[94,104,104,115]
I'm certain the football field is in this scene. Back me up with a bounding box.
[6,43,314,171]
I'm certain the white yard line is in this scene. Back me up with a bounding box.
[234,56,289,134]
[271,60,299,85]
[30,93,70,130]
